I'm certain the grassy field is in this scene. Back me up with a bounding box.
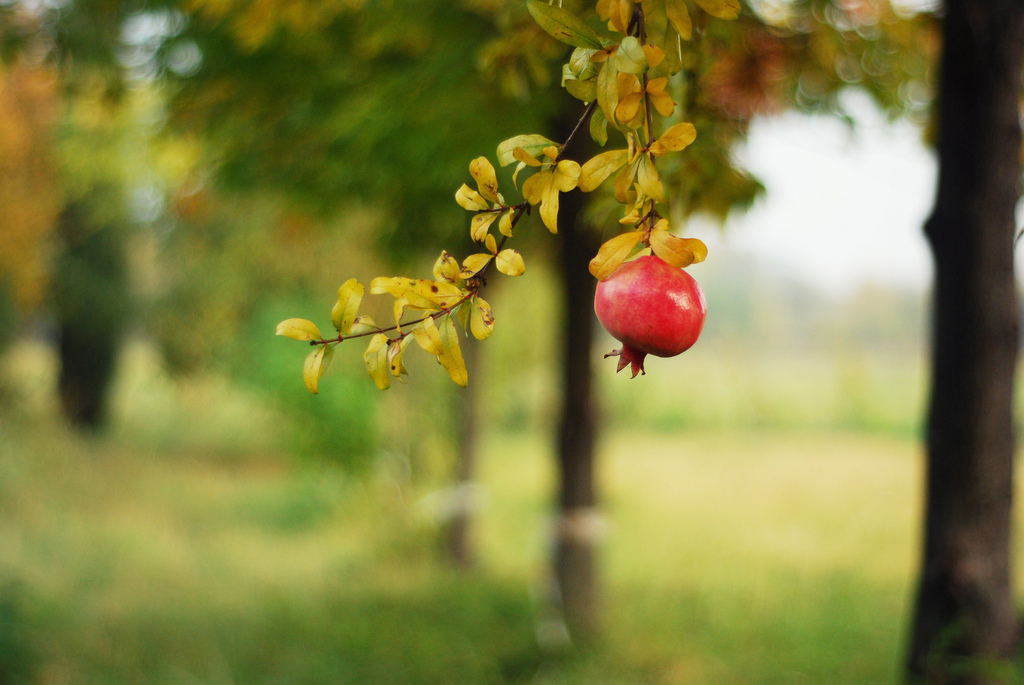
[1,341,1021,684]
[1,419,930,683]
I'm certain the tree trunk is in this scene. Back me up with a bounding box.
[445,334,479,569]
[553,172,602,640]
[54,201,128,431]
[907,1,1024,681]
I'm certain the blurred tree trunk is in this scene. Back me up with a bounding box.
[907,0,1024,681]
[554,151,602,639]
[445,334,479,569]
[54,200,128,430]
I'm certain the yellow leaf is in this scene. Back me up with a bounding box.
[471,211,500,242]
[521,168,552,205]
[456,184,489,211]
[542,146,560,162]
[437,316,468,387]
[497,134,556,166]
[461,253,493,278]
[540,182,562,233]
[512,161,528,188]
[553,160,581,191]
[651,122,697,155]
[646,77,675,115]
[393,297,409,331]
[650,228,708,267]
[363,334,391,391]
[331,278,364,335]
[579,149,629,192]
[496,249,526,276]
[613,159,639,203]
[665,0,693,40]
[485,233,498,254]
[649,89,675,117]
[387,335,414,378]
[276,318,322,342]
[371,277,438,310]
[412,317,443,356]
[498,210,514,237]
[694,0,740,20]
[411,280,465,309]
[470,297,495,340]
[607,0,632,33]
[469,157,500,203]
[512,146,543,167]
[642,45,665,69]
[616,71,642,108]
[589,230,645,280]
[433,251,461,283]
[350,315,378,336]
[637,155,665,201]
[303,344,334,394]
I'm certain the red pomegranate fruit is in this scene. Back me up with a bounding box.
[594,254,707,377]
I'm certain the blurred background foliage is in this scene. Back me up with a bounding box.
[0,0,988,682]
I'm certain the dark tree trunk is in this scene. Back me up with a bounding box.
[553,170,602,640]
[54,201,128,431]
[907,1,1024,681]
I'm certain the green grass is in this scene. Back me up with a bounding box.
[1,408,944,684]
[3,340,1023,684]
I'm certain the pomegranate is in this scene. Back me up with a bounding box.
[594,254,707,377]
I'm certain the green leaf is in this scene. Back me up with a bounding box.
[612,36,649,74]
[363,334,392,391]
[526,0,604,49]
[303,344,334,394]
[596,62,620,133]
[590,107,609,146]
[497,134,558,167]
[437,316,468,387]
[565,77,598,103]
[496,249,526,276]
[568,47,599,79]
[331,278,364,335]
[470,297,495,340]
[276,318,322,342]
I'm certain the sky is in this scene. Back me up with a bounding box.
[691,92,938,298]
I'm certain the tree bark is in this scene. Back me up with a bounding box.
[907,1,1024,681]
[553,171,602,640]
